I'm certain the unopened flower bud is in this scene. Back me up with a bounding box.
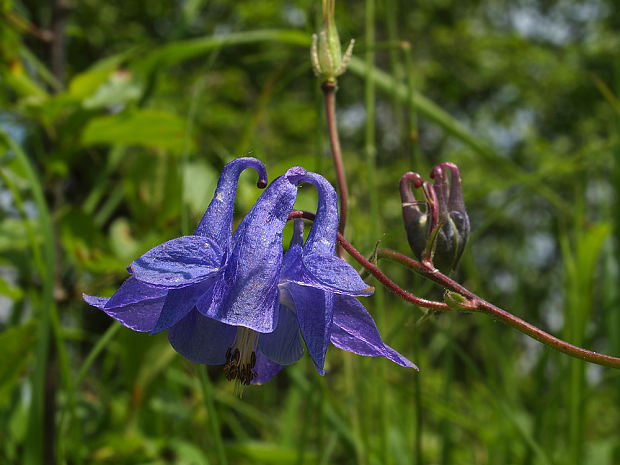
[400,163,470,272]
[444,291,477,312]
[311,0,354,83]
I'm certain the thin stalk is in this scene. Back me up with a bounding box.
[1,165,72,465]
[399,21,424,462]
[343,350,366,463]
[1,129,56,465]
[198,366,227,465]
[180,77,207,236]
[384,0,405,133]
[364,1,389,462]
[439,318,454,464]
[75,322,122,385]
[376,248,620,369]
[413,326,422,465]
[322,82,348,258]
[612,59,620,391]
[402,41,421,171]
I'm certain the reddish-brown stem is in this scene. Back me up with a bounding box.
[377,248,620,369]
[289,210,448,310]
[287,210,620,369]
[322,82,348,259]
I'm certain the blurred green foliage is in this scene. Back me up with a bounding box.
[1,0,620,464]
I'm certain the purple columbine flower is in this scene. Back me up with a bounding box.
[254,172,417,384]
[84,162,414,389]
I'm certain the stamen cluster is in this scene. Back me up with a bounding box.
[223,347,257,385]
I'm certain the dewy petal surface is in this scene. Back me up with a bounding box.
[258,304,304,365]
[131,235,222,288]
[330,294,417,369]
[203,167,306,333]
[168,309,237,364]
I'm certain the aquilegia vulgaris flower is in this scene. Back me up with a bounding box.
[85,158,415,391]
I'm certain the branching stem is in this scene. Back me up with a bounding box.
[377,249,620,369]
[287,210,620,370]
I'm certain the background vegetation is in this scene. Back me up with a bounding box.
[1,0,620,463]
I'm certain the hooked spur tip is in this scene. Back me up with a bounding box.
[430,162,460,182]
[400,172,424,189]
[400,172,424,205]
[256,178,268,189]
[284,166,307,184]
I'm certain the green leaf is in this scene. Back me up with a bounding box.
[0,276,23,301]
[134,29,309,76]
[82,71,142,109]
[183,160,217,217]
[0,321,37,405]
[5,64,48,103]
[226,442,314,463]
[167,439,210,465]
[109,217,140,264]
[0,218,38,252]
[81,110,193,152]
[68,68,112,99]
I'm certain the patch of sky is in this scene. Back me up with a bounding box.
[214,23,233,37]
[0,115,37,219]
[0,113,27,148]
[282,4,306,27]
[377,101,401,152]
[490,270,517,294]
[479,107,535,153]
[509,0,608,45]
[541,281,564,333]
[525,232,555,268]
[518,335,543,373]
[338,103,366,137]
[0,267,19,324]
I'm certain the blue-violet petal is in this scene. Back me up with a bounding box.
[258,304,304,365]
[167,309,237,364]
[283,283,334,375]
[252,352,284,385]
[83,293,165,332]
[301,254,374,296]
[330,294,417,369]
[150,278,216,334]
[131,236,222,288]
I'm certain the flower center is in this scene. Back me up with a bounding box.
[224,327,258,390]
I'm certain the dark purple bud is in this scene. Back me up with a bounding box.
[400,163,469,272]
